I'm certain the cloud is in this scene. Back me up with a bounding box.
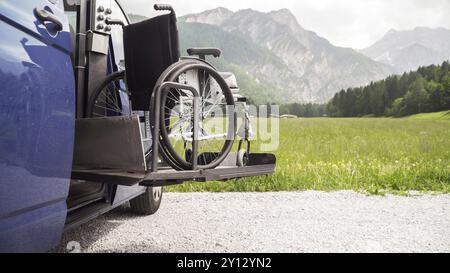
[120,0,450,49]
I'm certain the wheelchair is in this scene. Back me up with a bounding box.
[86,4,252,171]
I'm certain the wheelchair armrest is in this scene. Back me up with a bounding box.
[187,47,222,59]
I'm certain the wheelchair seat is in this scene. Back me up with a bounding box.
[123,13,180,110]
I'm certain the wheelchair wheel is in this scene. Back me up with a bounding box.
[152,60,236,170]
[86,71,128,118]
[86,70,152,160]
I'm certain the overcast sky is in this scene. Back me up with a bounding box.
[120,0,450,49]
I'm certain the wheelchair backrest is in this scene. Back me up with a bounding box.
[123,13,180,110]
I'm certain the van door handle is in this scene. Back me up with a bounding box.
[33,8,63,32]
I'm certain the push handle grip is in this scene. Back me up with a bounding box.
[154,4,174,12]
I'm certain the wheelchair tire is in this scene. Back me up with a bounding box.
[150,59,236,170]
[86,70,153,161]
[86,70,126,118]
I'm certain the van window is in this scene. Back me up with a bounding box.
[109,1,129,70]
[64,0,79,62]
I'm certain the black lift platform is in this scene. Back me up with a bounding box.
[71,116,276,187]
[72,158,275,187]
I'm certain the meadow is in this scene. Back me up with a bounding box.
[167,115,450,194]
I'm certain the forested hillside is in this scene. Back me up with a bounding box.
[327,61,450,117]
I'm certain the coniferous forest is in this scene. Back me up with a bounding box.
[326,61,450,117]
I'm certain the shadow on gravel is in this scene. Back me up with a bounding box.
[55,205,155,253]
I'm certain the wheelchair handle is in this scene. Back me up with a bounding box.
[154,4,177,23]
[154,4,174,13]
[105,18,125,27]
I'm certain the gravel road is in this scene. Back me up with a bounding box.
[58,191,450,253]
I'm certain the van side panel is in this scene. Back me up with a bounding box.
[0,1,75,252]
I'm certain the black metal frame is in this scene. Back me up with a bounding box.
[151,82,200,172]
[74,0,88,118]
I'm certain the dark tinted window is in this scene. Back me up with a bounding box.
[110,1,129,70]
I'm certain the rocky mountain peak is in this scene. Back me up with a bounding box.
[183,7,233,26]
[386,29,397,36]
[268,8,304,33]
[362,27,450,72]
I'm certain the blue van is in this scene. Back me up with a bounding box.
[0,0,276,253]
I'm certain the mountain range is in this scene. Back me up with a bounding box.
[361,27,450,74]
[129,8,450,104]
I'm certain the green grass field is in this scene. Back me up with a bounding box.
[167,116,450,194]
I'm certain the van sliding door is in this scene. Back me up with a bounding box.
[0,0,75,252]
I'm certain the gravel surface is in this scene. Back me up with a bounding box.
[57,191,450,253]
